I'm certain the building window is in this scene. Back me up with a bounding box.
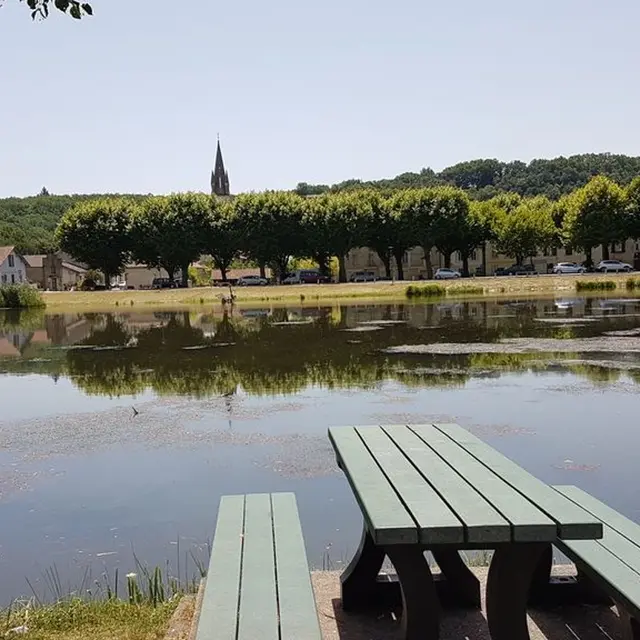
[368,252,376,267]
[11,274,15,284]
[1,274,6,283]
[565,246,573,256]
[402,252,409,265]
[470,250,477,261]
[18,272,23,282]
[8,254,14,268]
[612,241,626,253]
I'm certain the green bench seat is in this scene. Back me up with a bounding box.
[553,485,640,638]
[195,492,322,640]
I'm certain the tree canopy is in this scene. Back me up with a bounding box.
[17,0,93,20]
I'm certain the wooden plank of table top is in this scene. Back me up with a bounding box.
[237,494,279,640]
[409,424,556,542]
[431,423,602,540]
[329,426,417,545]
[195,494,244,640]
[383,425,511,544]
[356,426,464,544]
[271,493,322,640]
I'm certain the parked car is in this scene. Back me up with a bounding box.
[498,264,537,276]
[152,277,178,289]
[236,274,269,286]
[552,262,586,274]
[350,271,377,282]
[596,260,633,273]
[283,269,331,284]
[434,268,461,280]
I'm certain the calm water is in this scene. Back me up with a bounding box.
[2,297,640,604]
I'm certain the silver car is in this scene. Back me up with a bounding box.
[236,275,269,286]
[434,268,461,280]
[596,260,633,273]
[552,262,586,274]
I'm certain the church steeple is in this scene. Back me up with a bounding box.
[211,137,230,196]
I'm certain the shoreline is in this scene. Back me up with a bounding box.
[36,273,640,311]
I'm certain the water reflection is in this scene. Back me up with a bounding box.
[2,297,640,397]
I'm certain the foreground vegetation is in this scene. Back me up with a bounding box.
[1,599,180,640]
[0,284,45,309]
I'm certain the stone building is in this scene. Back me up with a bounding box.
[345,239,640,281]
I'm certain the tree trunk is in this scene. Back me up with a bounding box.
[181,264,189,288]
[315,253,330,278]
[103,270,112,289]
[443,253,452,268]
[220,265,228,282]
[602,244,610,260]
[393,248,405,281]
[339,255,347,283]
[481,242,487,276]
[585,248,593,268]
[462,254,470,278]
[422,245,433,279]
[381,254,392,279]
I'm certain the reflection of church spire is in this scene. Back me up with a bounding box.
[211,137,230,196]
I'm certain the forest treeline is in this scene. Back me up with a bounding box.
[294,153,640,199]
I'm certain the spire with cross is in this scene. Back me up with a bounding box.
[211,137,230,196]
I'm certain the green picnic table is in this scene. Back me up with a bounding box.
[328,423,604,640]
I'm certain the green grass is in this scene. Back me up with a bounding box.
[1,599,180,640]
[0,284,45,309]
[447,284,485,296]
[405,284,446,298]
[575,280,617,291]
[626,278,640,290]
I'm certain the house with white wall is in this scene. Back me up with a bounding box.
[0,246,29,286]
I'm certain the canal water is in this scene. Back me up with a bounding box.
[1,296,640,604]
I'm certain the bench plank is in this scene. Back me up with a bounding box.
[557,537,640,620]
[272,493,322,640]
[555,485,640,548]
[195,495,244,640]
[356,426,464,544]
[383,425,511,544]
[237,494,279,640]
[410,424,556,542]
[328,426,417,545]
[430,423,603,540]
[554,486,640,574]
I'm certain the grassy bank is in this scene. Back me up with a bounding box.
[2,598,181,640]
[41,273,640,310]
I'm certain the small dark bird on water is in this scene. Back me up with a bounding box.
[132,406,139,417]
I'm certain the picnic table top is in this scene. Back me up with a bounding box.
[328,424,603,546]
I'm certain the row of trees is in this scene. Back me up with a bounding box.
[54,175,640,286]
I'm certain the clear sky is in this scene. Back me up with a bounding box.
[1,0,639,197]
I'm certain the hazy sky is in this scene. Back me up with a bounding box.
[1,0,639,197]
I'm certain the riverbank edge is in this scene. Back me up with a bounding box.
[39,273,640,311]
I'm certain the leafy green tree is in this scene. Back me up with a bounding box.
[456,202,494,276]
[357,190,397,279]
[55,198,132,286]
[392,188,438,279]
[323,192,367,282]
[233,191,305,281]
[626,177,640,241]
[130,193,209,286]
[563,176,627,263]
[493,196,556,265]
[430,187,471,268]
[19,0,92,19]
[203,199,241,282]
[301,195,334,277]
